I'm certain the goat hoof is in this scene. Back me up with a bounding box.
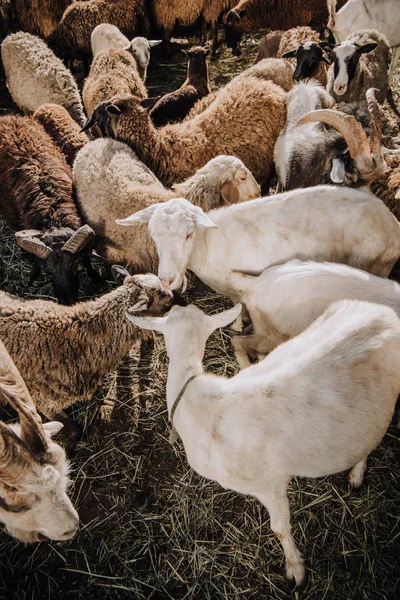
[286,559,307,590]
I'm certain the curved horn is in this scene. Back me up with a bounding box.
[61,225,95,254]
[0,422,35,484]
[296,109,371,159]
[15,232,53,259]
[0,341,49,463]
[366,88,383,156]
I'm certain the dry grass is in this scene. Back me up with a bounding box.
[0,27,399,600]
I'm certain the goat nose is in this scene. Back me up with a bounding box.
[63,526,78,539]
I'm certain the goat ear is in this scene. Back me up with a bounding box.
[281,49,297,59]
[330,157,346,184]
[319,42,335,51]
[194,212,219,229]
[209,304,242,331]
[359,43,378,54]
[126,313,167,332]
[116,204,161,226]
[111,265,130,284]
[42,422,63,438]
[149,40,162,47]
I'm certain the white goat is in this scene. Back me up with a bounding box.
[128,299,400,587]
[327,0,400,79]
[90,25,161,79]
[116,187,400,298]
[230,259,400,368]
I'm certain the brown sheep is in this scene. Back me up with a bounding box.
[82,75,287,189]
[33,104,89,168]
[255,30,284,63]
[83,47,147,120]
[0,270,174,454]
[150,46,211,127]
[13,0,73,38]
[152,0,204,44]
[277,26,330,86]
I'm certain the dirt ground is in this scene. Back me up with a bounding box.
[0,27,400,600]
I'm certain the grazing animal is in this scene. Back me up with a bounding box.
[327,29,390,104]
[33,104,89,167]
[0,114,96,305]
[277,27,333,86]
[82,74,287,189]
[74,140,260,272]
[0,269,173,454]
[1,32,86,127]
[91,25,161,80]
[254,30,284,63]
[129,299,400,587]
[231,259,400,367]
[150,47,211,127]
[0,340,79,544]
[327,0,400,80]
[83,48,147,122]
[274,82,386,190]
[116,187,400,298]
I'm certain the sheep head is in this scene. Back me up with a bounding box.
[0,341,78,543]
[15,225,96,305]
[111,266,174,316]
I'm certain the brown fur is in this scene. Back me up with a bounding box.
[255,30,284,63]
[33,104,89,168]
[47,0,148,59]
[0,115,81,231]
[152,0,204,41]
[371,155,400,220]
[13,0,72,38]
[83,48,147,117]
[277,27,327,86]
[107,76,287,188]
[150,47,211,127]
[0,277,173,416]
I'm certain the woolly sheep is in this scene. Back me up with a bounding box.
[327,29,390,104]
[12,0,72,38]
[129,298,400,586]
[1,32,86,126]
[116,187,400,298]
[0,269,173,455]
[231,259,400,368]
[0,340,79,544]
[255,30,284,63]
[73,139,260,272]
[33,104,89,167]
[91,25,161,80]
[277,27,332,86]
[82,73,287,189]
[150,46,211,127]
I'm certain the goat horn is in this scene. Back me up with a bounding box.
[296,109,371,159]
[0,341,50,464]
[15,232,53,259]
[366,88,383,156]
[62,224,95,254]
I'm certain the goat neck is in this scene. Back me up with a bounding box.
[165,336,204,419]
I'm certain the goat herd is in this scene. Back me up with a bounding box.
[0,0,400,594]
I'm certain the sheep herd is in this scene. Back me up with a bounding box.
[0,0,400,593]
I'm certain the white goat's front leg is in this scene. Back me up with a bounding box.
[349,456,368,488]
[256,484,306,588]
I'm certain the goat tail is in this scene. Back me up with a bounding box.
[326,0,336,30]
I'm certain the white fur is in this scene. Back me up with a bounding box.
[332,42,357,95]
[1,32,85,126]
[116,186,400,297]
[128,299,400,585]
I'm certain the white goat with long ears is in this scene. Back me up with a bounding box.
[128,299,400,587]
[230,259,400,369]
[116,186,400,297]
[0,340,78,543]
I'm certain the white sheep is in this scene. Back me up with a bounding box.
[91,25,161,80]
[128,298,400,587]
[74,140,260,272]
[1,32,86,126]
[230,259,400,369]
[116,187,400,297]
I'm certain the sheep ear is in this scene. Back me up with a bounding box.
[209,304,242,331]
[107,105,122,115]
[111,265,130,284]
[116,204,161,226]
[149,40,162,47]
[194,212,219,229]
[221,180,240,204]
[126,313,167,332]
[359,43,378,54]
[281,49,297,59]
[322,53,332,65]
[42,422,63,438]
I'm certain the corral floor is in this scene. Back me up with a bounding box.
[0,29,400,600]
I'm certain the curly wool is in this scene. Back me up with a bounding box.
[0,115,81,231]
[277,27,328,86]
[83,48,147,117]
[1,32,85,126]
[0,278,169,416]
[33,104,89,167]
[109,75,286,188]
[13,0,72,38]
[371,154,400,220]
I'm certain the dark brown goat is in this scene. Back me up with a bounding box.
[149,47,211,127]
[0,115,96,305]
